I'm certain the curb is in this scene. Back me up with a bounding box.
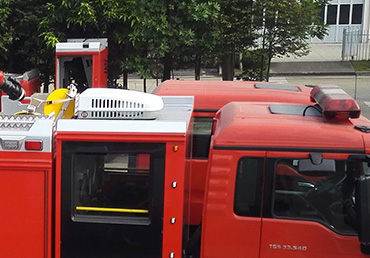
[270,71,370,77]
[269,71,357,77]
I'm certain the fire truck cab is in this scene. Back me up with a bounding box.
[154,80,314,225]
[201,85,370,257]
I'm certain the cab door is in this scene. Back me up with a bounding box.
[260,152,364,258]
[201,150,265,258]
[59,141,165,258]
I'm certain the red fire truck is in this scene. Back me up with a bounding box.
[1,40,370,258]
[154,80,314,225]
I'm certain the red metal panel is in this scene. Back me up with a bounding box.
[0,152,52,258]
[212,102,368,151]
[55,132,188,258]
[92,48,108,87]
[162,142,186,258]
[20,77,40,96]
[187,159,208,225]
[154,80,312,111]
[260,219,364,258]
[201,150,265,258]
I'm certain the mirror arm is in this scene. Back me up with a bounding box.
[310,153,323,165]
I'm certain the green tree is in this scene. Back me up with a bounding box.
[127,0,220,81]
[0,0,47,72]
[40,0,131,82]
[215,0,256,80]
[0,1,13,62]
[255,0,327,81]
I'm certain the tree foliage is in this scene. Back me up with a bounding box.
[0,0,47,71]
[215,0,256,80]
[0,0,327,85]
[126,0,221,80]
[254,0,327,80]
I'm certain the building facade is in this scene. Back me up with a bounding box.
[313,0,370,43]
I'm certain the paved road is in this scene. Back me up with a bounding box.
[271,75,370,119]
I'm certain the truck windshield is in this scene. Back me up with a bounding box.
[273,158,366,235]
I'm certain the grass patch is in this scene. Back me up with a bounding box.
[351,60,370,71]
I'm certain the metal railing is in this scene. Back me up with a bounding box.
[342,29,370,61]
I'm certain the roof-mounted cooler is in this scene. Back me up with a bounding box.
[75,88,164,120]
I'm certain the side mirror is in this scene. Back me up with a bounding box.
[298,159,335,176]
[355,175,370,254]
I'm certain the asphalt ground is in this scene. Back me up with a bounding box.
[272,75,370,119]
[269,61,356,76]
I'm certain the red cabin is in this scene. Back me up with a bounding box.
[154,80,314,225]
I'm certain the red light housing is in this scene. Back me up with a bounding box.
[0,70,4,85]
[25,140,43,151]
[310,85,361,119]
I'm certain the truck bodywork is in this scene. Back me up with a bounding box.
[154,80,314,225]
[202,101,370,257]
[0,39,370,257]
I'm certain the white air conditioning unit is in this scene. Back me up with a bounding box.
[75,88,164,120]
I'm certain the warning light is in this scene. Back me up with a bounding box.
[310,85,361,119]
[25,140,43,151]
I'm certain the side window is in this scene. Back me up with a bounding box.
[73,153,150,220]
[326,4,338,25]
[192,117,213,159]
[273,159,359,235]
[352,4,363,24]
[69,143,165,225]
[234,158,264,217]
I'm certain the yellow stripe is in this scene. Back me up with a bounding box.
[76,206,149,214]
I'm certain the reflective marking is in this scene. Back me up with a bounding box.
[76,206,149,214]
[365,102,370,108]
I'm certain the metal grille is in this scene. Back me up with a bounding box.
[89,111,145,119]
[0,115,51,131]
[91,98,145,110]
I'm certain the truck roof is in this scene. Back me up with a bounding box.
[212,102,370,153]
[153,80,313,112]
[57,96,194,134]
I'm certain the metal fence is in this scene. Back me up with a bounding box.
[342,29,370,61]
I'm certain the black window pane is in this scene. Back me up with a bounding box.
[234,158,263,217]
[339,5,350,24]
[192,117,213,159]
[327,5,338,25]
[73,153,151,220]
[352,4,363,24]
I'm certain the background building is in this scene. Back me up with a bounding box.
[313,0,370,43]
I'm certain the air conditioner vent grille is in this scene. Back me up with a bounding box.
[90,98,145,110]
[76,88,164,120]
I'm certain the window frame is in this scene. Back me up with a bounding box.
[270,157,358,236]
[233,157,264,218]
[62,141,165,226]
